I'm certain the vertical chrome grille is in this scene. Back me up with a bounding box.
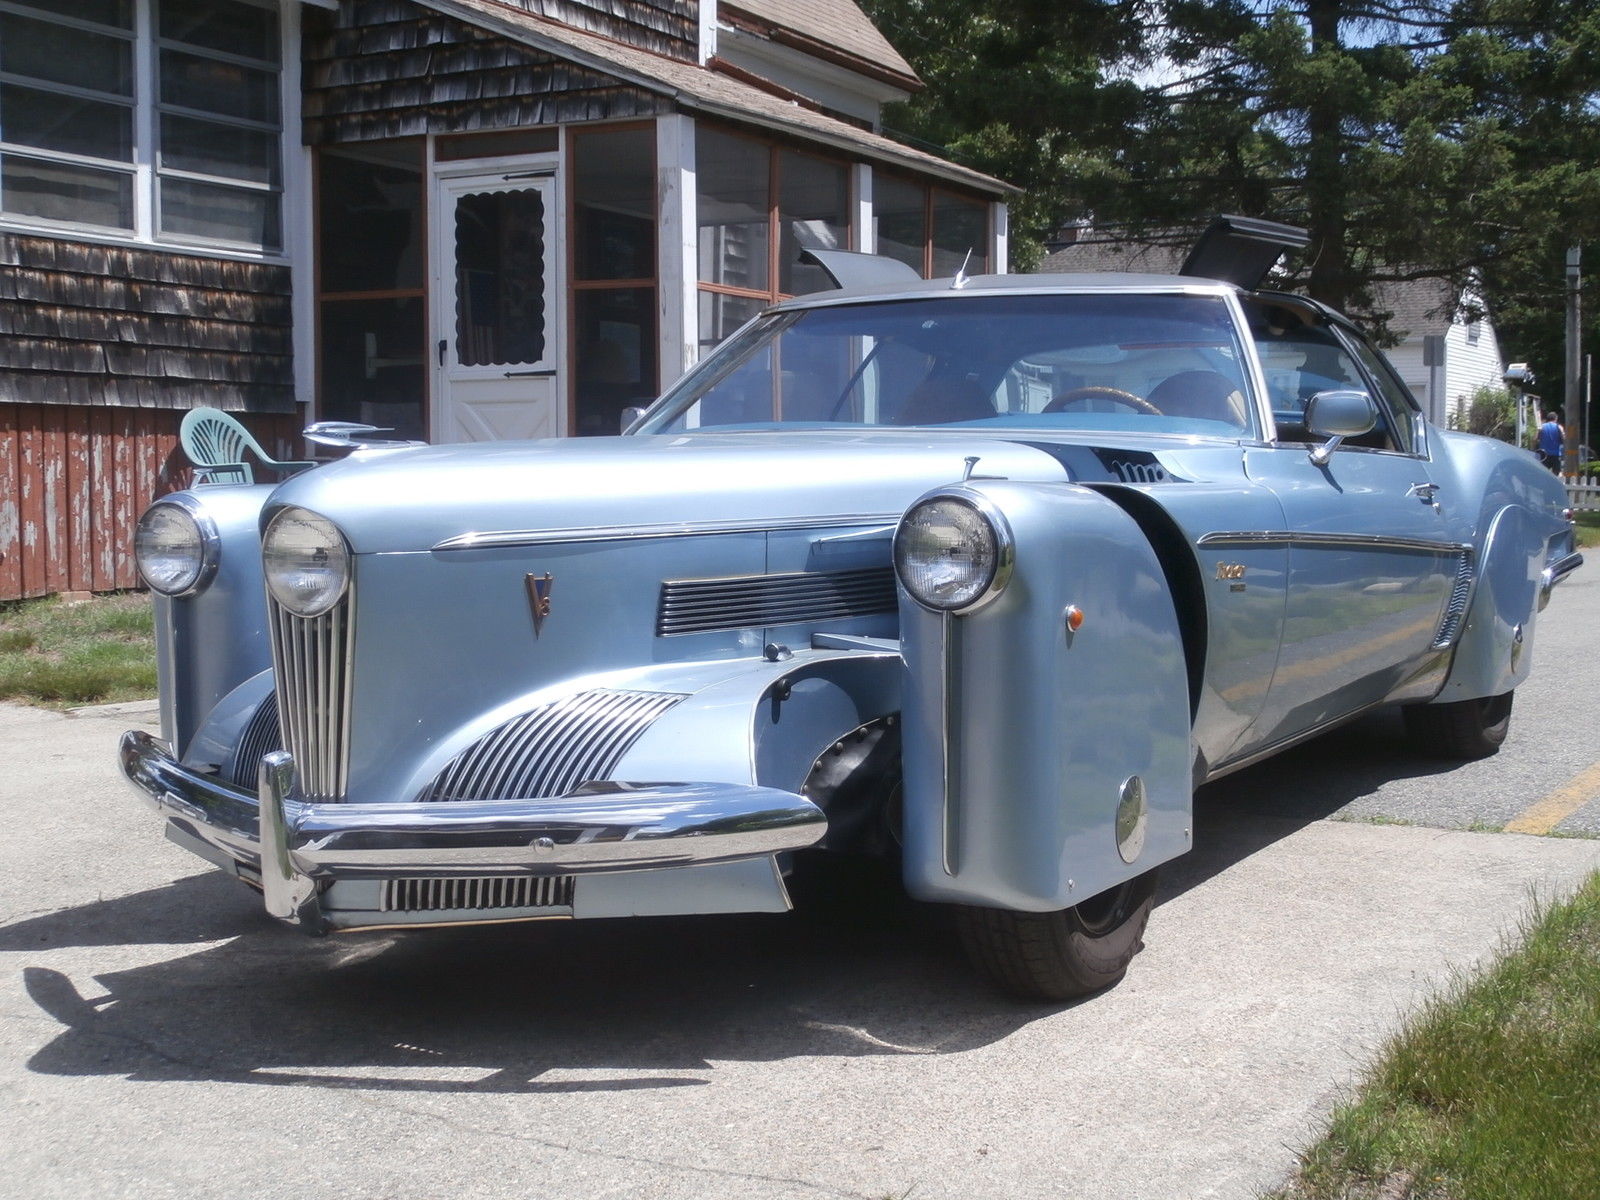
[267,588,355,802]
[421,688,685,802]
[226,692,282,790]
[380,875,576,913]
[1432,550,1475,648]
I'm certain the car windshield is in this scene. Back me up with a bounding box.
[643,291,1258,437]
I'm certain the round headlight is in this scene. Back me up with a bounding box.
[894,494,1012,613]
[263,506,350,617]
[135,499,217,596]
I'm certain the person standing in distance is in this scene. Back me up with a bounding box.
[1536,410,1564,473]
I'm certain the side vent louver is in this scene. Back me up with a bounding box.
[1432,550,1475,648]
[658,567,897,636]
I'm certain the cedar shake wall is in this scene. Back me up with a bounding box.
[302,0,670,144]
[504,0,696,61]
[0,405,300,600]
[0,234,295,414]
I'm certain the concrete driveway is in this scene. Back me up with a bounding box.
[3,586,1598,1200]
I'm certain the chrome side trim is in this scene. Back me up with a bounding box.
[1197,530,1474,555]
[433,512,903,551]
[940,611,958,876]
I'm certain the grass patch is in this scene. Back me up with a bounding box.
[1270,870,1600,1200]
[0,592,156,707]
[1572,510,1600,550]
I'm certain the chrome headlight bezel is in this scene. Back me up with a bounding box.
[262,506,351,618]
[893,490,1014,615]
[134,495,220,597]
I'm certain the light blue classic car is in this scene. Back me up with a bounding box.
[123,219,1580,1000]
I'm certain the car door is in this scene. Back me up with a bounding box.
[1231,301,1468,755]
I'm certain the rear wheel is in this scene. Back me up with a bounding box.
[955,869,1158,1001]
[1402,690,1514,760]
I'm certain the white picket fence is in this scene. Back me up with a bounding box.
[1566,472,1600,511]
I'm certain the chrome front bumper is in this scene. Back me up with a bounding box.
[119,730,827,932]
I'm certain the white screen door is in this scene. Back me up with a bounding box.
[432,170,561,442]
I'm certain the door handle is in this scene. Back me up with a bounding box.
[1407,482,1439,501]
[437,339,447,367]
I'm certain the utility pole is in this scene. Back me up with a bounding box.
[1564,246,1582,475]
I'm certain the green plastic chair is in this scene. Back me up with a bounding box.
[179,408,315,485]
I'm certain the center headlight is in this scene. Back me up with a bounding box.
[894,493,1012,613]
[263,506,350,617]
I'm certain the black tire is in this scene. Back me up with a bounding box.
[1402,690,1514,760]
[955,869,1158,1002]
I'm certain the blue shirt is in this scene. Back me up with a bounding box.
[1537,421,1563,457]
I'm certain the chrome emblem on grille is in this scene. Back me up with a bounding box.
[525,572,554,637]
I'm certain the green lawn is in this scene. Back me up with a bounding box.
[1269,871,1600,1200]
[1572,510,1599,549]
[0,592,157,707]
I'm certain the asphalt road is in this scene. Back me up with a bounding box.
[2,572,1597,1200]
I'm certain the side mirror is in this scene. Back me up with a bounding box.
[620,405,648,434]
[1304,389,1378,465]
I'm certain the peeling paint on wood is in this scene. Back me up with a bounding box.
[0,404,299,601]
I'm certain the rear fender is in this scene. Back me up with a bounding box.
[898,482,1192,911]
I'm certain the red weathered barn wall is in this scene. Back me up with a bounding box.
[0,404,301,601]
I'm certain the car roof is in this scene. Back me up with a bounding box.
[769,270,1243,312]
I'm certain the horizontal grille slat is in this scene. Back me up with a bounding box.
[380,874,576,913]
[658,567,896,635]
[420,689,685,803]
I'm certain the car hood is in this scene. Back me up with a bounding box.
[266,431,1075,553]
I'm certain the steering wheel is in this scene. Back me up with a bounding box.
[1043,386,1164,416]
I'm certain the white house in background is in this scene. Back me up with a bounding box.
[1372,278,1506,428]
[1038,235,1507,427]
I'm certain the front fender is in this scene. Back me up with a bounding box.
[899,482,1192,911]
[1432,504,1562,702]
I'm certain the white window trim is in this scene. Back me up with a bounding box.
[0,0,296,263]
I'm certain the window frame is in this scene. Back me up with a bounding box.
[694,124,855,341]
[0,0,289,256]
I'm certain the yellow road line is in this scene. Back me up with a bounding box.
[1504,761,1600,835]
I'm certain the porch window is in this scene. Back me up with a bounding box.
[315,140,426,441]
[571,123,658,436]
[0,0,283,249]
[873,173,990,279]
[696,126,851,352]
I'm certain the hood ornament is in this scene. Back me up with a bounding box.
[525,573,555,638]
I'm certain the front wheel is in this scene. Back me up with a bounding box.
[955,869,1158,1001]
[1401,690,1514,760]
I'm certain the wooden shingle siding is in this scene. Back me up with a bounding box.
[302,0,670,144]
[0,404,301,600]
[0,235,294,415]
[504,0,697,61]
